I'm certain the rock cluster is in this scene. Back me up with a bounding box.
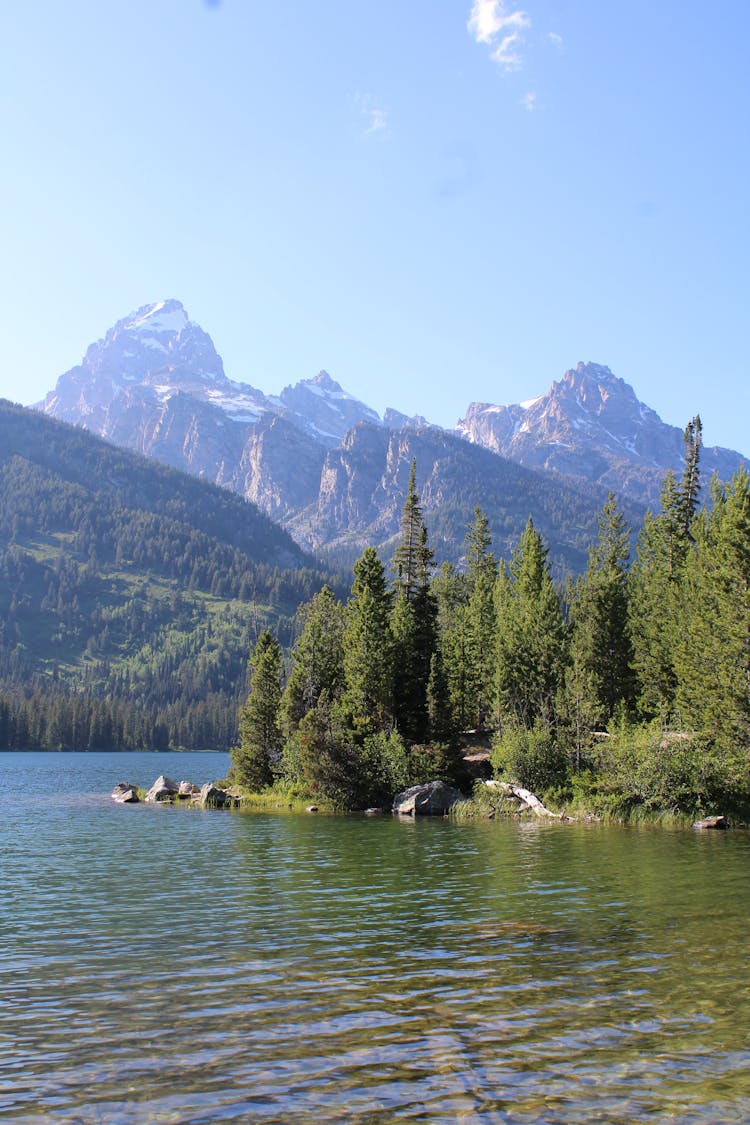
[110,775,240,808]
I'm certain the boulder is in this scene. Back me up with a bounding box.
[200,783,239,808]
[177,780,201,799]
[111,782,139,804]
[392,780,463,816]
[145,775,179,803]
[692,814,728,830]
[306,804,319,813]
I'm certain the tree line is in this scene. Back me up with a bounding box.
[233,423,750,816]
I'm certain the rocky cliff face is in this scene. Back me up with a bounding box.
[457,362,746,506]
[36,303,748,571]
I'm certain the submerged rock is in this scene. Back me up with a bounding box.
[111,782,139,804]
[392,780,462,816]
[145,775,179,803]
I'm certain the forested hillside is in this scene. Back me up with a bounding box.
[0,400,342,751]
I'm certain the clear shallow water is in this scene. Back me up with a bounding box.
[2,753,750,1123]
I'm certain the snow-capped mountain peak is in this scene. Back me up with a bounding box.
[124,298,191,337]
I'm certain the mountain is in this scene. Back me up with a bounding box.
[41,298,378,448]
[36,301,746,571]
[285,420,634,575]
[0,399,340,749]
[457,362,747,507]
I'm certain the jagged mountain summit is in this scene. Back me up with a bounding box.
[457,362,747,505]
[34,301,747,570]
[40,299,380,450]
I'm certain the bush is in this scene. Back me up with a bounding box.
[491,722,568,793]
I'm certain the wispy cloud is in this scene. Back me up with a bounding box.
[354,93,389,136]
[520,91,537,112]
[548,31,564,49]
[467,0,531,71]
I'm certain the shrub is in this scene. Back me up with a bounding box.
[491,722,568,793]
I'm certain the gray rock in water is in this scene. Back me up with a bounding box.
[392,780,463,816]
[200,783,237,808]
[145,775,179,803]
[111,782,139,804]
[177,780,201,799]
[692,814,728,830]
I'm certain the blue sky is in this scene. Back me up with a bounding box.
[2,1,748,452]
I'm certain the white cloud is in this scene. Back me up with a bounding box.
[468,0,531,70]
[365,108,388,134]
[354,93,389,136]
[520,91,537,111]
[548,31,564,49]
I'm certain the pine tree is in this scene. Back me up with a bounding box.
[629,470,687,720]
[391,460,437,741]
[432,561,471,730]
[494,517,566,729]
[679,415,702,540]
[565,494,634,729]
[463,507,497,728]
[341,548,393,734]
[280,585,344,733]
[233,630,283,790]
[427,649,454,742]
[392,459,434,601]
[674,468,750,748]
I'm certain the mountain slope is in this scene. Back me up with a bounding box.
[0,400,339,749]
[287,421,643,576]
[457,362,747,506]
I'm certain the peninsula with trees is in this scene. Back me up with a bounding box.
[232,425,750,821]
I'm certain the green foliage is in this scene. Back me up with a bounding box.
[583,717,750,817]
[280,585,345,733]
[494,517,566,729]
[491,722,569,794]
[341,548,394,734]
[390,461,438,741]
[674,469,750,745]
[565,493,634,728]
[233,631,283,790]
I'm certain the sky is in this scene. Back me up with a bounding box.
[1,0,748,452]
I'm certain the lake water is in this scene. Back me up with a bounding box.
[2,751,750,1123]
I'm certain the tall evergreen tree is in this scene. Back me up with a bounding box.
[630,470,688,720]
[463,507,497,729]
[674,468,750,748]
[341,547,393,734]
[233,630,283,790]
[391,461,438,742]
[280,585,344,733]
[432,561,471,730]
[494,517,566,729]
[566,494,634,728]
[680,415,703,540]
[392,459,434,600]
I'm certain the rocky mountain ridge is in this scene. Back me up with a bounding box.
[36,300,747,570]
[456,361,746,505]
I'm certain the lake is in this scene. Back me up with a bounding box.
[2,751,749,1123]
